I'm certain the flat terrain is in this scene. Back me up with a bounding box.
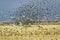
[0,23,60,40]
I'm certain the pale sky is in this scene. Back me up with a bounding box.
[0,0,60,22]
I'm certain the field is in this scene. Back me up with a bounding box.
[0,22,60,40]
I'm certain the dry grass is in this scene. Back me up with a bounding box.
[0,23,60,40]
